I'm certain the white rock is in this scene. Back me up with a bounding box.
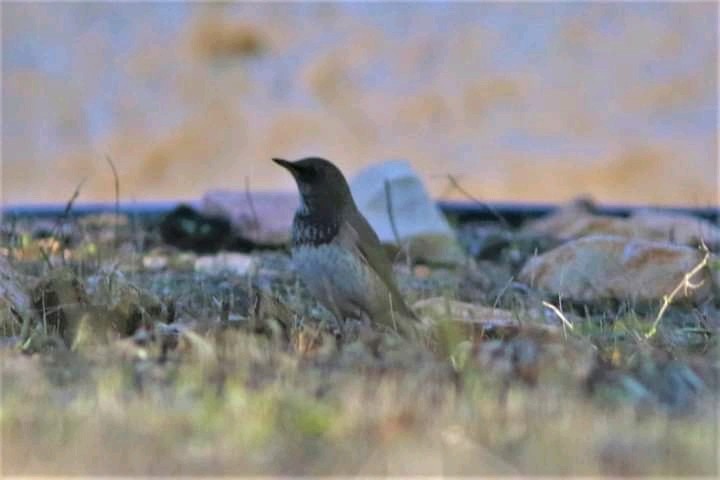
[194,253,255,275]
[350,160,466,265]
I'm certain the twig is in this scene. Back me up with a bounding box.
[645,244,711,339]
[446,174,511,229]
[17,306,32,345]
[388,291,398,333]
[37,243,53,270]
[38,177,88,268]
[105,154,120,250]
[542,300,574,338]
[384,179,411,269]
[129,197,142,253]
[61,177,86,220]
[6,216,17,261]
[244,176,259,229]
[492,275,515,309]
[384,180,401,244]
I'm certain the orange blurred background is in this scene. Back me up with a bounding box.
[2,2,718,206]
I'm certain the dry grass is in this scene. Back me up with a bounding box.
[2,329,716,475]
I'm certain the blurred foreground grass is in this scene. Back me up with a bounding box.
[2,331,716,475]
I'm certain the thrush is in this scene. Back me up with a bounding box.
[273,156,420,338]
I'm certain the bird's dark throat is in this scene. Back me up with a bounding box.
[291,204,342,247]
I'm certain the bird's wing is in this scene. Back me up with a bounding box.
[335,213,417,321]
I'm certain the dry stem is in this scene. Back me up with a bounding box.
[645,244,711,339]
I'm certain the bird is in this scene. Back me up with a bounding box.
[273,156,420,338]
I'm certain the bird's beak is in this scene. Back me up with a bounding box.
[272,157,298,173]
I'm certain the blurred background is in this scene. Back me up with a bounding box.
[2,2,717,206]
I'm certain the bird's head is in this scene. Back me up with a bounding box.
[273,157,355,212]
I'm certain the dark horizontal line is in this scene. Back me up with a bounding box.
[437,200,719,225]
[1,201,197,219]
[1,200,717,225]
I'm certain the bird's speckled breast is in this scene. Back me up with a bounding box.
[291,208,339,247]
[291,243,389,320]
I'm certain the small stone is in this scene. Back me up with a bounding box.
[413,265,432,278]
[194,253,255,275]
[142,255,168,271]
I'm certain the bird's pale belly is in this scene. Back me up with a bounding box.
[291,244,390,321]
